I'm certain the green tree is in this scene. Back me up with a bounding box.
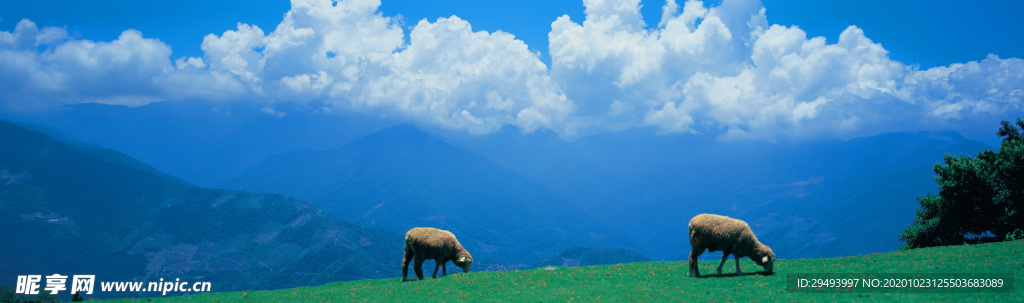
[899,119,1024,249]
[0,287,19,303]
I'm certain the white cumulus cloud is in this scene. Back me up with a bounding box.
[1,0,1021,139]
[551,0,1023,140]
[359,16,572,134]
[197,0,572,134]
[0,19,245,110]
[905,54,1024,120]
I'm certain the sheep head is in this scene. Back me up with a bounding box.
[454,252,473,273]
[754,245,775,274]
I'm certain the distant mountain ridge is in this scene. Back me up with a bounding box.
[215,120,993,262]
[465,128,993,260]
[222,124,624,267]
[2,102,999,262]
[0,101,399,187]
[0,121,404,298]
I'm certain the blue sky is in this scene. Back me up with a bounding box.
[4,0,1020,68]
[1,0,1022,141]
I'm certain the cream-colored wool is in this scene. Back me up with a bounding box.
[687,214,775,277]
[402,227,473,281]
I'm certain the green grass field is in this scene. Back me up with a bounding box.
[109,240,1023,302]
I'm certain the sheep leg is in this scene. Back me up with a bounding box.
[413,257,426,280]
[734,255,743,275]
[432,261,441,278]
[688,248,702,277]
[441,260,448,276]
[717,253,729,275]
[401,246,414,281]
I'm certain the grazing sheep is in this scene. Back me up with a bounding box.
[687,214,775,277]
[402,227,473,281]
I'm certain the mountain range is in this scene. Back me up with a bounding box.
[219,121,991,261]
[220,124,623,267]
[456,127,992,259]
[0,102,398,187]
[0,121,404,298]
[1,101,996,264]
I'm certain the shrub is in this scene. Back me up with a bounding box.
[900,119,1024,249]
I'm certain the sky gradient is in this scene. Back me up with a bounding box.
[1,0,1022,142]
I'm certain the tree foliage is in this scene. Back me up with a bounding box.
[899,119,1024,249]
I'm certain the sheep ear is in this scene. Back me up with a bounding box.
[459,256,466,262]
[762,256,769,263]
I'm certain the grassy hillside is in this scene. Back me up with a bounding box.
[529,246,651,269]
[106,240,1023,302]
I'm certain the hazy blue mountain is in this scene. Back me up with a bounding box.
[221,124,624,267]
[443,125,609,210]
[0,102,398,187]
[3,101,999,263]
[461,128,992,260]
[0,121,403,298]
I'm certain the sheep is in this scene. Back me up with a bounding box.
[687,213,775,277]
[402,227,473,281]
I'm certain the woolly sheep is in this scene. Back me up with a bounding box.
[687,213,775,277]
[402,227,473,281]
